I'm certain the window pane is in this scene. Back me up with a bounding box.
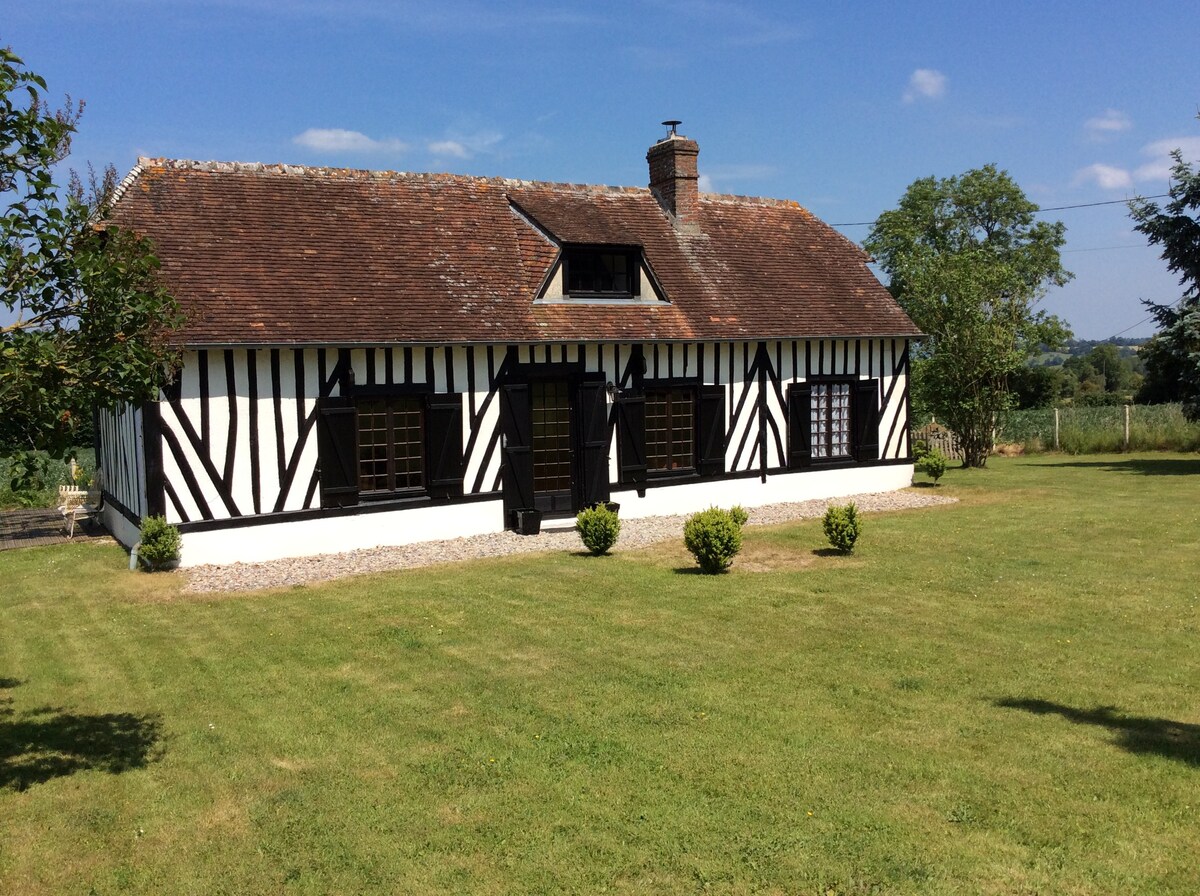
[646,388,694,472]
[357,396,424,493]
[831,383,850,457]
[811,384,829,458]
[566,250,634,296]
[532,380,572,493]
[392,400,424,489]
[358,399,390,492]
[809,382,852,459]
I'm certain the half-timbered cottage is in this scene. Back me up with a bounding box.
[96,129,921,566]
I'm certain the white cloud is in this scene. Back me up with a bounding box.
[1075,136,1200,191]
[1073,163,1134,190]
[903,68,947,104]
[697,174,715,192]
[427,130,503,160]
[1133,136,1200,181]
[1084,109,1132,141]
[292,128,406,153]
[428,140,469,159]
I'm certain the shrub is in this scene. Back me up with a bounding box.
[683,507,744,574]
[729,505,749,527]
[576,503,621,556]
[4,452,53,508]
[139,515,182,569]
[0,448,95,509]
[916,448,948,484]
[823,502,861,554]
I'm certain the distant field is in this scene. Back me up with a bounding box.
[999,403,1200,453]
[2,454,1198,894]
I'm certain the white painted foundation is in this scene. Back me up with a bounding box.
[101,504,143,553]
[177,499,507,567]
[164,464,913,567]
[612,464,915,519]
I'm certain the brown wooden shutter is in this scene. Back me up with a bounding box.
[696,385,726,476]
[788,383,812,469]
[425,393,464,498]
[616,390,647,486]
[316,396,359,507]
[500,382,534,513]
[576,378,611,507]
[855,380,880,461]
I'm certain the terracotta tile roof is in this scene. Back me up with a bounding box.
[109,158,919,346]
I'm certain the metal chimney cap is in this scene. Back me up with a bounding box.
[661,120,682,137]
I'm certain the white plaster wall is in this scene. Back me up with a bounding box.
[611,464,915,519]
[463,346,504,493]
[177,498,507,567]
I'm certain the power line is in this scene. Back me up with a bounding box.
[1105,294,1189,340]
[829,193,1171,228]
[1108,314,1157,339]
[1039,194,1169,212]
[1061,244,1147,254]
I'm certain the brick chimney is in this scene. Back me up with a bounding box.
[647,123,700,228]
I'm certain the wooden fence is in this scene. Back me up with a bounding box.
[911,422,962,460]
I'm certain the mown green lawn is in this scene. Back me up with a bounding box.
[1,454,1197,895]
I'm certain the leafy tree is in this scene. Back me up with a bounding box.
[1061,344,1137,401]
[1,48,180,456]
[1134,333,1187,405]
[1129,122,1200,420]
[1010,364,1070,409]
[864,165,1072,466]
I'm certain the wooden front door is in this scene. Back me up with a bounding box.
[500,372,611,524]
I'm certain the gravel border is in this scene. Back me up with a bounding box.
[184,489,956,594]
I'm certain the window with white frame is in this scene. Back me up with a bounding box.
[810,382,851,459]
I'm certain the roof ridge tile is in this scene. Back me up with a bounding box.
[134,158,661,198]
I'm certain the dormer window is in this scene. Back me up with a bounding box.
[564,246,641,298]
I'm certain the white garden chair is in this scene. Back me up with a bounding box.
[57,467,103,538]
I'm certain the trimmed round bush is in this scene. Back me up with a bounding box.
[576,503,621,556]
[822,502,861,554]
[139,514,182,568]
[683,507,744,574]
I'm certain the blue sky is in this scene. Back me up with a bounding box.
[7,0,1199,339]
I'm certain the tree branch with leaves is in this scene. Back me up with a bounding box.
[1129,119,1200,421]
[1,47,181,455]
